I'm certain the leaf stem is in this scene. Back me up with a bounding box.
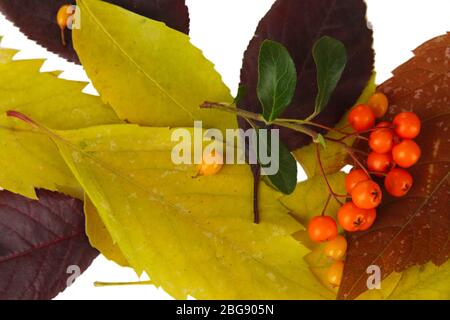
[320,194,332,216]
[94,280,152,287]
[200,102,320,141]
[345,146,371,177]
[253,166,261,224]
[277,117,349,135]
[315,144,344,205]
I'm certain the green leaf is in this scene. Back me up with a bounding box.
[73,0,237,131]
[308,36,347,120]
[32,122,332,300]
[0,43,120,199]
[257,40,297,122]
[265,139,297,195]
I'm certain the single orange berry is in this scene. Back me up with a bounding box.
[348,104,375,132]
[327,260,345,287]
[393,112,421,139]
[197,151,223,176]
[376,121,392,129]
[351,180,382,209]
[358,208,377,231]
[369,128,394,154]
[307,216,338,243]
[345,169,370,194]
[337,202,376,232]
[384,168,413,197]
[367,151,392,173]
[56,4,75,46]
[324,235,347,261]
[368,93,389,118]
[392,140,421,168]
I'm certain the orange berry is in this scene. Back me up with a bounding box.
[348,105,375,132]
[345,169,370,194]
[368,93,389,118]
[327,260,345,287]
[369,128,394,153]
[367,151,392,173]
[392,140,421,168]
[308,216,338,243]
[358,209,377,231]
[337,202,376,232]
[324,235,347,261]
[351,180,382,209]
[393,112,421,139]
[197,151,223,176]
[376,121,392,129]
[56,4,75,46]
[385,168,413,197]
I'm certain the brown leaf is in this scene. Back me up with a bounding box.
[0,0,190,63]
[339,33,450,300]
[0,189,98,300]
[238,0,374,150]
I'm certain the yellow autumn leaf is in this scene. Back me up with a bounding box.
[73,0,237,131]
[355,260,450,300]
[30,122,332,300]
[85,195,129,267]
[0,42,120,199]
[386,261,450,300]
[280,172,346,228]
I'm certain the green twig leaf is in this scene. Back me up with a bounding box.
[257,40,297,122]
[260,134,297,195]
[309,36,347,120]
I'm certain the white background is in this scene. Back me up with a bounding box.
[0,0,448,300]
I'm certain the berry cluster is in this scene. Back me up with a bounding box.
[307,92,422,287]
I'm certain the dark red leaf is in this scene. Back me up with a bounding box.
[0,0,190,63]
[0,189,98,300]
[339,33,450,300]
[238,0,374,150]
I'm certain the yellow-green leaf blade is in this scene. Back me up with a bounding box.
[73,0,237,131]
[280,172,346,227]
[50,124,331,299]
[387,261,450,300]
[0,44,120,199]
[85,195,129,267]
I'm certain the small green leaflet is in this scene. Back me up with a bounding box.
[246,120,297,195]
[260,131,297,195]
[257,40,297,122]
[266,140,297,195]
[308,36,347,121]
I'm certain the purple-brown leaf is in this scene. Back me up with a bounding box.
[0,189,98,300]
[238,0,374,150]
[0,0,190,63]
[339,33,450,300]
